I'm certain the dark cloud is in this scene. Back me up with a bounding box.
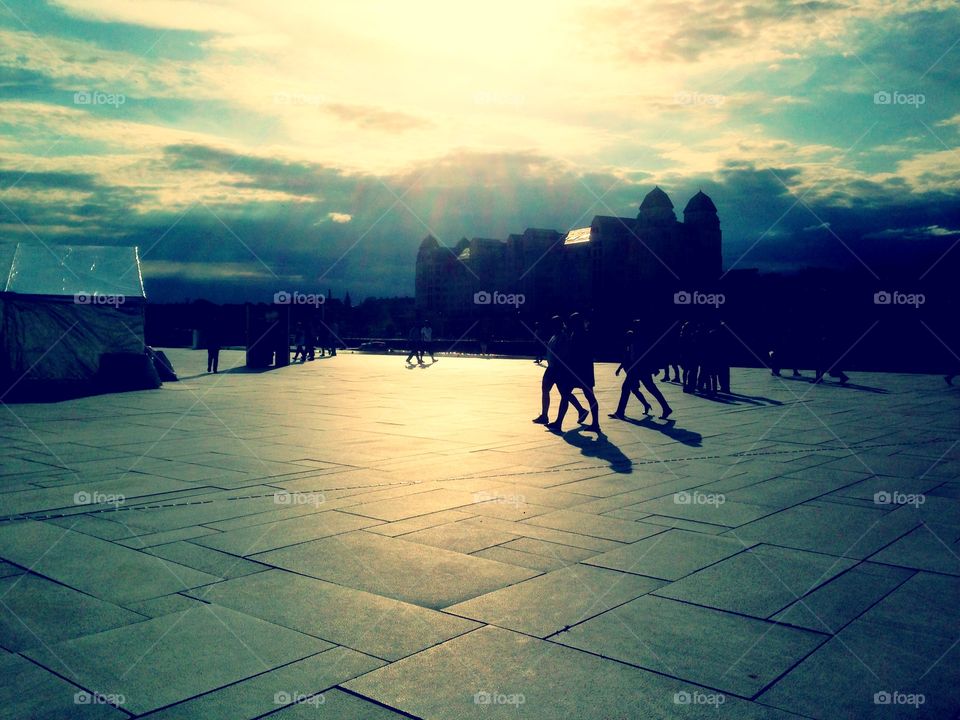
[2,145,959,302]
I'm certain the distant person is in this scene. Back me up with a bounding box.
[620,319,672,419]
[548,312,601,433]
[205,326,221,374]
[680,321,700,394]
[716,321,731,394]
[479,327,491,357]
[327,321,339,357]
[660,324,681,382]
[533,316,587,425]
[306,322,316,361]
[609,329,651,418]
[421,320,436,362]
[406,322,423,365]
[814,329,849,385]
[292,323,307,362]
[533,322,544,365]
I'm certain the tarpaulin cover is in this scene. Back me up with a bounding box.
[0,244,147,385]
[4,244,145,299]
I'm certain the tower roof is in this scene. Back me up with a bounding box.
[684,190,717,214]
[640,186,674,211]
[419,235,439,250]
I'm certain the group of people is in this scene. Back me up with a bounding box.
[406,320,436,365]
[532,314,674,434]
[768,329,851,385]
[292,322,340,362]
[665,320,731,396]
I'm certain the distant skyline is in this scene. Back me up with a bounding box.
[1,0,959,302]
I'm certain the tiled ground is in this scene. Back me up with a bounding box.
[0,349,958,719]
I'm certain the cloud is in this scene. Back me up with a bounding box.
[327,212,352,224]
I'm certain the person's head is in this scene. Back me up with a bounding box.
[568,312,583,331]
[550,315,563,333]
[424,320,431,327]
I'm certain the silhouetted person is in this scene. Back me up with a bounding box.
[293,323,307,362]
[660,324,681,382]
[548,313,601,433]
[716,322,731,393]
[421,320,435,362]
[814,329,849,385]
[533,316,586,425]
[680,321,701,394]
[406,323,423,365]
[327,321,339,356]
[306,322,316,361]
[533,322,544,365]
[624,319,672,419]
[206,326,221,373]
[609,329,651,418]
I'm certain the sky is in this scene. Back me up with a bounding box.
[0,0,959,302]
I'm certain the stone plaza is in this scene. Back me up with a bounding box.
[0,350,958,719]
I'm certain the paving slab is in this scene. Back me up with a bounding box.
[470,546,570,572]
[446,564,663,637]
[729,501,920,559]
[654,544,857,618]
[584,529,751,580]
[401,521,519,554]
[0,574,145,651]
[267,688,408,719]
[192,510,382,556]
[522,509,667,543]
[347,625,802,719]
[0,651,127,720]
[195,569,480,661]
[0,521,219,603]
[141,648,385,720]
[23,604,332,715]
[340,488,479,521]
[771,562,914,633]
[253,530,539,609]
[555,594,827,697]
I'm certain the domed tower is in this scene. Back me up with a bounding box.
[682,191,722,284]
[415,235,441,313]
[637,186,677,227]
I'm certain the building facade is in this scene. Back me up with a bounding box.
[415,187,721,336]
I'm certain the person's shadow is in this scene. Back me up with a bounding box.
[553,428,633,474]
[620,415,703,447]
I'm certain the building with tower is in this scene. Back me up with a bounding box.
[415,187,721,338]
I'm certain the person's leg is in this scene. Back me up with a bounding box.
[547,383,572,430]
[534,372,553,423]
[212,350,219,373]
[582,386,601,431]
[569,389,587,421]
[610,376,631,418]
[640,374,672,419]
[630,376,652,413]
[207,349,213,372]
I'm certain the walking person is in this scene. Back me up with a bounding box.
[548,313,601,433]
[406,322,423,365]
[421,320,436,362]
[625,319,672,419]
[533,322,544,365]
[533,316,587,425]
[205,325,221,374]
[813,327,849,385]
[292,323,307,362]
[660,324,681,382]
[609,329,652,418]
